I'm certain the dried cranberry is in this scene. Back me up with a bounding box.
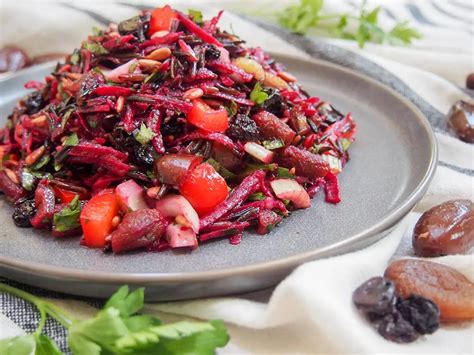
[397,295,440,335]
[227,114,260,142]
[12,199,36,228]
[377,311,420,343]
[353,277,397,316]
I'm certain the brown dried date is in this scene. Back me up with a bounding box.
[385,259,474,322]
[413,200,474,257]
[447,100,474,143]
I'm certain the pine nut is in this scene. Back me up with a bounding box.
[30,115,47,127]
[138,59,162,69]
[147,186,161,199]
[111,215,121,228]
[146,47,172,61]
[277,71,297,83]
[5,168,19,184]
[116,96,125,113]
[175,215,192,228]
[289,167,296,175]
[25,146,46,166]
[151,30,170,39]
[183,88,204,100]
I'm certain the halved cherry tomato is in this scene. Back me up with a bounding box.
[179,163,228,216]
[80,192,118,248]
[149,5,177,35]
[187,99,229,132]
[53,186,88,204]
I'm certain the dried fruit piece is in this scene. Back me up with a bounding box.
[385,259,474,321]
[397,295,440,335]
[353,277,396,316]
[447,100,474,143]
[413,199,474,257]
[376,311,420,343]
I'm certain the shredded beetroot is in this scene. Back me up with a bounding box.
[324,172,341,204]
[0,5,356,254]
[200,170,265,229]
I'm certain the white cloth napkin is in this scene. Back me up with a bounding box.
[1,1,473,353]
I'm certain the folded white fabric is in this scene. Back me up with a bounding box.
[0,1,473,354]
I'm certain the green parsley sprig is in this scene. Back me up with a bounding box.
[278,0,421,48]
[0,284,229,355]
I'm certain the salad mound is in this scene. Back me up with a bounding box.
[0,5,356,253]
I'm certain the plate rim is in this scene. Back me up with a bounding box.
[0,54,438,284]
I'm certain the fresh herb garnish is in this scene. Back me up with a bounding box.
[262,139,284,150]
[206,158,236,179]
[21,169,37,191]
[83,42,108,55]
[31,155,51,171]
[250,82,269,105]
[53,196,81,232]
[277,167,296,179]
[188,9,203,24]
[70,50,81,66]
[0,284,230,355]
[249,192,267,201]
[64,133,79,147]
[134,124,156,145]
[278,0,421,48]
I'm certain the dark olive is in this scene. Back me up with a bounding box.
[447,100,474,143]
[413,199,474,257]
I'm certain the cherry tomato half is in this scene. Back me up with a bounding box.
[149,5,177,35]
[187,99,229,133]
[80,191,118,248]
[179,163,228,216]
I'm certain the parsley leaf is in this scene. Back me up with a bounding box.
[53,196,81,233]
[278,0,421,48]
[83,42,108,55]
[262,139,284,150]
[104,285,144,317]
[64,133,79,147]
[189,9,203,24]
[134,124,155,145]
[250,82,269,105]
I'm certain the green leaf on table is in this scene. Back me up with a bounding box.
[386,21,422,45]
[250,82,268,105]
[104,285,145,317]
[278,0,323,34]
[115,320,229,355]
[0,334,62,355]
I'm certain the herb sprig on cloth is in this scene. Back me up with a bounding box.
[278,0,421,47]
[0,284,229,355]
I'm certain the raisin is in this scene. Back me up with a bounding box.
[12,198,36,228]
[397,295,440,335]
[353,277,397,316]
[227,114,260,141]
[204,45,221,60]
[376,311,420,343]
[133,144,155,167]
[25,92,46,115]
[161,116,184,137]
[413,199,473,257]
[385,259,474,321]
[260,89,284,116]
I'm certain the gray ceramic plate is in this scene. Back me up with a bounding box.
[0,55,437,301]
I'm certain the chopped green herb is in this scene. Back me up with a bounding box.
[206,158,236,179]
[277,167,296,179]
[83,42,108,55]
[146,170,156,179]
[61,108,74,129]
[249,192,266,201]
[250,82,269,105]
[21,169,36,191]
[31,155,50,171]
[262,139,284,150]
[70,50,80,66]
[188,9,203,24]
[92,26,103,36]
[128,62,138,74]
[64,133,79,147]
[53,196,81,233]
[134,124,155,145]
[339,138,351,151]
[225,100,238,118]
